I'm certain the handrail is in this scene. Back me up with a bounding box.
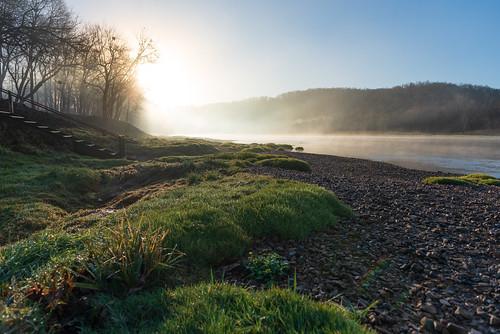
[0,88,120,139]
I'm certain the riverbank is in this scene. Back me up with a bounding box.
[222,152,499,333]
[178,134,500,177]
[0,144,373,333]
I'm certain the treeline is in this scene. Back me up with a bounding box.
[0,0,155,120]
[184,83,500,134]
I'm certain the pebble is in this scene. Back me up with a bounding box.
[420,316,435,332]
[455,306,473,320]
[489,314,500,327]
[446,322,468,334]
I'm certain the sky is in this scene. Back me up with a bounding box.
[66,0,500,107]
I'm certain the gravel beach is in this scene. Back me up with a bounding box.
[223,152,500,334]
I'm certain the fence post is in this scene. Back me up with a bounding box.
[8,91,14,113]
[118,135,126,158]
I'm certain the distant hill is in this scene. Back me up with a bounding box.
[179,83,500,134]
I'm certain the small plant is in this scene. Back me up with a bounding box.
[295,146,304,152]
[204,171,220,181]
[186,172,202,185]
[246,252,289,284]
[77,218,183,294]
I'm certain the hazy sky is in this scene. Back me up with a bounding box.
[66,0,500,106]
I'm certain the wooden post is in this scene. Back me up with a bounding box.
[118,135,126,158]
[8,91,14,113]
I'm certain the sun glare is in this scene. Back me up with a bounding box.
[136,52,198,110]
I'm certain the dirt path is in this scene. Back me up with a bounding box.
[227,152,499,333]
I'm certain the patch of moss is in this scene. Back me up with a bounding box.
[257,157,312,172]
[423,173,500,186]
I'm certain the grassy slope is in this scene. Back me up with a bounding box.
[0,141,370,333]
[112,173,351,266]
[84,283,372,333]
[424,173,500,186]
[0,173,351,284]
[0,146,128,244]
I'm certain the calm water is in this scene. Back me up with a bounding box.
[191,134,500,177]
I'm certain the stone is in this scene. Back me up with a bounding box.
[420,316,435,332]
[490,314,500,327]
[421,303,438,315]
[439,298,451,306]
[446,322,468,334]
[454,306,473,320]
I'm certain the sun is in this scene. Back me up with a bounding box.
[136,54,196,109]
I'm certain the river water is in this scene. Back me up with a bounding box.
[191,134,500,177]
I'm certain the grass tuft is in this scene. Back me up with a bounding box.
[77,218,183,295]
[424,173,500,186]
[257,157,312,172]
[83,283,373,333]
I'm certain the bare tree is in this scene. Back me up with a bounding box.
[85,25,156,119]
[0,0,26,91]
[6,0,78,100]
[1,0,154,125]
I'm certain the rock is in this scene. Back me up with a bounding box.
[439,298,451,306]
[454,306,473,320]
[446,322,468,334]
[489,314,500,327]
[468,329,482,334]
[422,303,438,315]
[433,319,445,332]
[420,316,435,332]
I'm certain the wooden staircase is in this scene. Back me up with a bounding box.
[0,110,120,159]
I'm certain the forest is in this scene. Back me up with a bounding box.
[0,0,155,121]
[185,83,500,134]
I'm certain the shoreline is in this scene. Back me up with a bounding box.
[222,151,499,333]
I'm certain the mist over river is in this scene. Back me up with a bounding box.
[184,134,500,177]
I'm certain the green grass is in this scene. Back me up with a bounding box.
[0,141,366,333]
[116,173,351,266]
[240,143,294,153]
[0,146,129,244]
[246,252,289,284]
[0,144,307,245]
[0,173,351,283]
[82,283,373,333]
[0,172,359,333]
[257,157,312,172]
[423,173,500,186]
[0,231,87,283]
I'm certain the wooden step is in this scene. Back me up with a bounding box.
[62,134,73,139]
[49,130,61,134]
[86,144,96,148]
[24,120,37,124]
[36,125,49,129]
[74,139,85,143]
[10,115,24,120]
[0,111,11,115]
